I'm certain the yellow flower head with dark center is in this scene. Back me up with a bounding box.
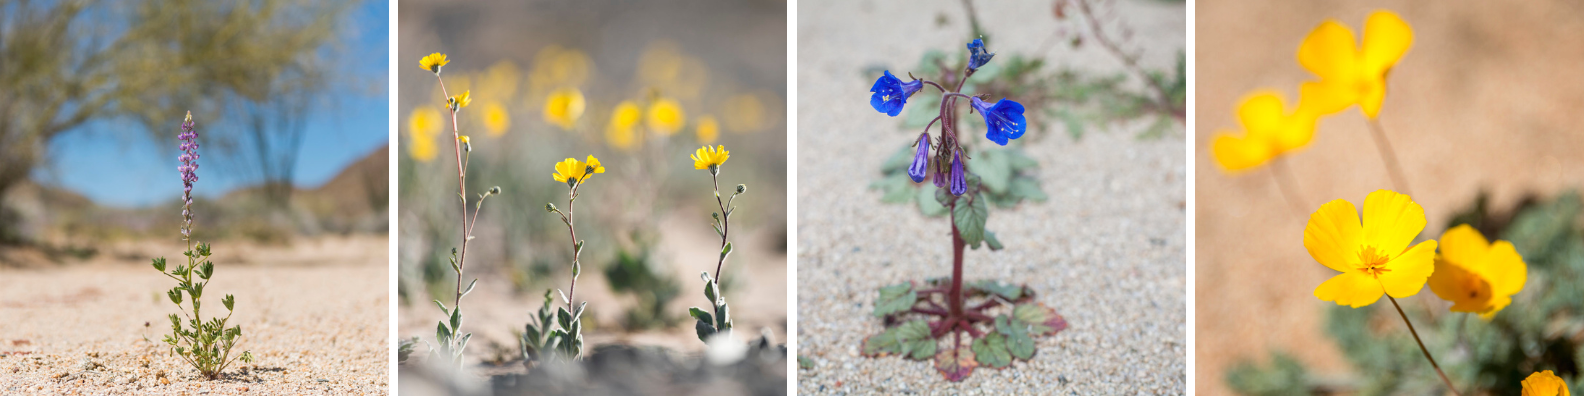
[543,88,586,131]
[481,101,510,136]
[691,145,729,170]
[449,90,472,110]
[696,115,720,144]
[1427,224,1527,320]
[551,155,605,185]
[647,98,686,136]
[605,101,643,151]
[1210,91,1318,172]
[1304,189,1437,307]
[420,53,450,74]
[1297,10,1412,119]
[1522,371,1570,396]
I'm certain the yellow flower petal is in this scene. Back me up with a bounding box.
[543,88,586,130]
[1211,92,1316,173]
[1429,224,1527,318]
[1378,240,1436,298]
[420,53,450,73]
[585,155,605,174]
[1485,240,1528,298]
[1315,272,1384,308]
[481,101,510,136]
[1361,189,1424,256]
[691,145,729,169]
[647,98,686,136]
[1428,258,1494,313]
[1210,133,1274,172]
[1361,11,1413,77]
[1304,198,1364,273]
[1297,20,1359,84]
[1521,370,1569,396]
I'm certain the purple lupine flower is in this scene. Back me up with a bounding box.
[949,149,967,196]
[908,133,930,183]
[178,112,199,238]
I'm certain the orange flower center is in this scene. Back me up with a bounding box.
[1356,246,1392,278]
[1461,271,1491,301]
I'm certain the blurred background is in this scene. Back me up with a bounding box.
[1197,1,1584,395]
[0,0,389,265]
[0,0,392,392]
[395,0,788,368]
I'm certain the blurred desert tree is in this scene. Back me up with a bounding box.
[0,0,352,239]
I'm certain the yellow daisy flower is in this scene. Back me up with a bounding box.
[696,115,720,144]
[551,155,606,185]
[543,88,586,131]
[1427,224,1527,319]
[420,53,450,74]
[1210,91,1318,172]
[449,90,472,111]
[647,98,685,136]
[691,145,730,170]
[1303,189,1437,307]
[1297,10,1413,119]
[605,101,643,151]
[1522,371,1569,396]
[481,101,510,136]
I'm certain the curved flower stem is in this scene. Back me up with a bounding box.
[436,75,471,313]
[1388,296,1462,396]
[711,172,731,280]
[1268,156,1307,218]
[1366,118,1412,196]
[921,80,947,93]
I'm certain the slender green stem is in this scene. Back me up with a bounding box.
[1388,296,1462,396]
[711,172,730,280]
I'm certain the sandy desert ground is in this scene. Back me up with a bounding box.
[0,235,390,394]
[1196,1,1584,394]
[796,0,1187,393]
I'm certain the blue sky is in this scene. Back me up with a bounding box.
[34,1,390,208]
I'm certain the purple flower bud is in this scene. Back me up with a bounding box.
[949,150,967,196]
[908,134,930,183]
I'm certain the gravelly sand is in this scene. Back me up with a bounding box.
[0,236,390,395]
[795,0,1186,394]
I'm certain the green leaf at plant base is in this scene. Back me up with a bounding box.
[995,315,1036,360]
[873,283,917,317]
[860,320,935,360]
[954,193,989,248]
[971,280,1026,301]
[972,332,1013,369]
[934,347,977,382]
[1011,303,1069,336]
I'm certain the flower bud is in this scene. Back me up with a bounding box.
[545,203,558,213]
[489,186,502,195]
[735,184,746,194]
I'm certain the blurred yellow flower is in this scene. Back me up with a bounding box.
[480,61,522,101]
[420,53,449,74]
[481,101,510,136]
[1427,224,1527,320]
[407,107,442,161]
[529,45,592,93]
[691,145,730,170]
[1297,10,1412,119]
[606,101,644,151]
[543,88,586,131]
[1304,189,1436,308]
[722,93,768,133]
[696,115,720,143]
[449,90,472,110]
[647,98,685,136]
[1210,91,1317,172]
[1522,371,1569,396]
[637,40,708,99]
[552,155,606,185]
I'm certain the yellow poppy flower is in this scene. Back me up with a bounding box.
[449,90,472,110]
[407,107,442,162]
[647,98,685,136]
[551,155,606,185]
[1296,10,1412,119]
[605,101,643,151]
[543,88,586,131]
[1523,371,1570,396]
[420,53,449,74]
[1427,224,1526,319]
[691,145,729,170]
[1210,91,1318,172]
[481,101,510,136]
[696,115,720,144]
[1304,189,1437,307]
